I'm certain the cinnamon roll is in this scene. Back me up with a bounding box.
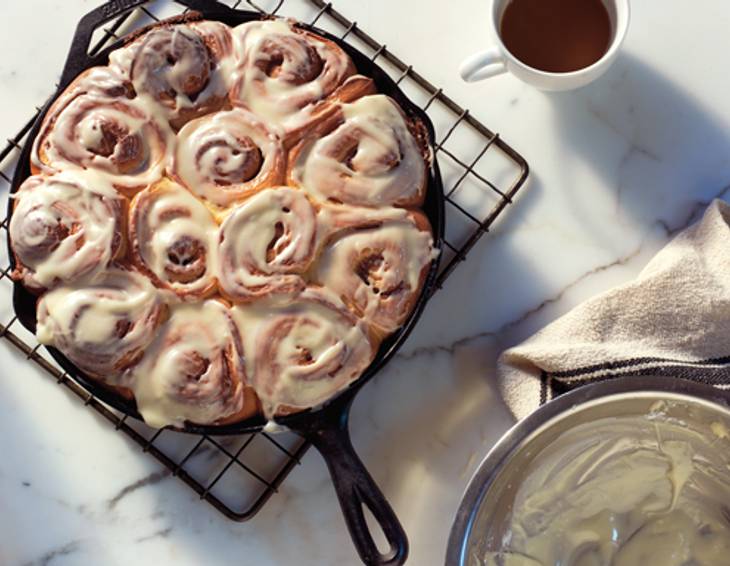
[9,172,125,291]
[47,66,135,109]
[131,300,256,428]
[129,180,218,299]
[32,91,170,195]
[109,23,231,129]
[314,211,435,335]
[234,287,376,417]
[217,187,319,302]
[172,108,285,207]
[188,20,234,66]
[289,94,428,207]
[230,20,373,140]
[36,267,166,385]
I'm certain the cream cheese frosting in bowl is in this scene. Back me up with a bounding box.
[447,377,730,566]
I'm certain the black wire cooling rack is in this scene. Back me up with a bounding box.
[0,0,529,522]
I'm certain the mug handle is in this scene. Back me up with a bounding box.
[459,46,507,82]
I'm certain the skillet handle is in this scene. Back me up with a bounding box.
[60,0,236,87]
[305,405,408,566]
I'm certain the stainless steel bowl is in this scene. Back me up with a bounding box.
[445,376,730,566]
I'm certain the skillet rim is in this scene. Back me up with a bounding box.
[7,7,446,435]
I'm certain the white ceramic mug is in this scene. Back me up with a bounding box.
[459,0,630,91]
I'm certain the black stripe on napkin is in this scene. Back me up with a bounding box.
[551,355,730,379]
[543,356,730,403]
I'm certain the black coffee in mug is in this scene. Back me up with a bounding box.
[500,0,612,73]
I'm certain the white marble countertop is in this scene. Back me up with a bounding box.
[3,0,730,564]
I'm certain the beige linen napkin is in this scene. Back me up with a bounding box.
[498,199,730,420]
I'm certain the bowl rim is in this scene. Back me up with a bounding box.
[445,375,730,566]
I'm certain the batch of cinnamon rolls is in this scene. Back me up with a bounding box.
[9,16,437,428]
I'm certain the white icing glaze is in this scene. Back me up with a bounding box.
[173,108,285,207]
[292,94,426,206]
[32,93,170,191]
[188,20,235,77]
[9,171,123,289]
[316,201,413,233]
[229,20,354,134]
[232,287,374,417]
[54,66,134,102]
[109,24,230,128]
[19,17,436,425]
[131,180,218,297]
[130,300,245,428]
[711,420,730,439]
[262,420,290,434]
[482,412,730,566]
[36,267,164,383]
[315,215,435,333]
[29,67,134,170]
[218,187,317,301]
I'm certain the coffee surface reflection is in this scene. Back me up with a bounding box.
[500,0,612,73]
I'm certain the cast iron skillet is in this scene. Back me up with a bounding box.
[8,1,445,564]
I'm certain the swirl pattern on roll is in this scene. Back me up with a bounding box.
[10,172,124,290]
[48,66,135,107]
[218,187,319,301]
[173,108,285,207]
[188,21,234,66]
[234,287,376,417]
[36,267,166,384]
[131,300,253,428]
[130,180,218,298]
[230,20,372,138]
[109,23,232,129]
[289,94,428,207]
[32,92,170,194]
[315,211,434,334]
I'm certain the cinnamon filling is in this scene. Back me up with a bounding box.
[354,138,402,175]
[167,32,210,96]
[327,363,344,378]
[354,250,406,297]
[327,128,401,174]
[339,134,361,170]
[103,80,136,100]
[380,280,405,298]
[114,318,132,338]
[165,236,207,283]
[295,345,314,365]
[175,342,235,403]
[355,251,384,286]
[157,205,189,223]
[133,28,211,103]
[23,213,72,256]
[261,50,285,78]
[196,137,263,185]
[85,119,128,158]
[181,351,211,383]
[372,146,402,171]
[159,88,179,107]
[266,222,286,263]
[84,118,144,174]
[113,134,144,174]
[292,339,348,382]
[258,36,324,85]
